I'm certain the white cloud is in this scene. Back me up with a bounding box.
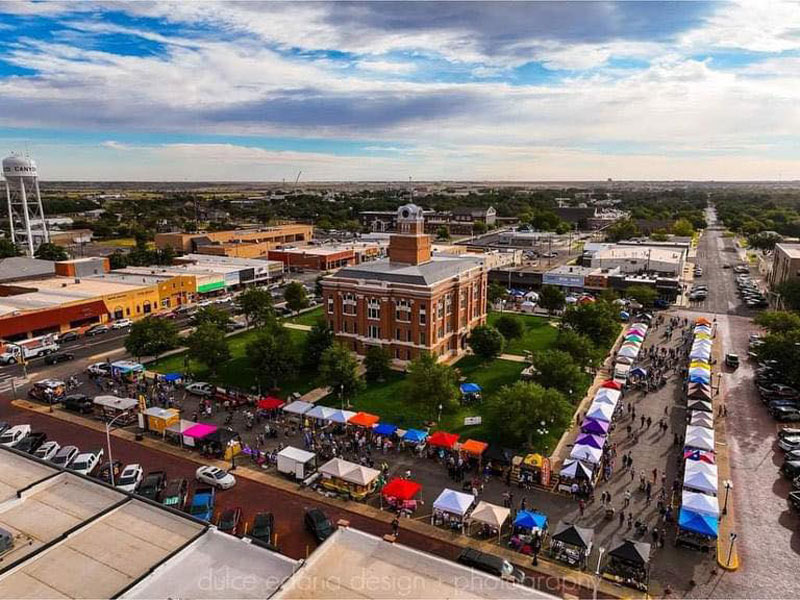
[355,59,417,75]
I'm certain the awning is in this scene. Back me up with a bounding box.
[206,428,239,445]
[687,399,713,413]
[523,453,543,468]
[373,423,397,436]
[381,478,421,501]
[689,411,714,429]
[163,372,182,383]
[182,423,218,439]
[143,407,178,419]
[512,510,548,531]
[630,367,647,377]
[593,388,621,405]
[570,443,603,465]
[428,431,460,449]
[684,449,716,464]
[166,419,196,434]
[552,521,594,549]
[608,540,651,566]
[559,459,593,480]
[341,464,381,486]
[470,501,510,529]
[617,346,640,358]
[349,412,380,428]
[683,460,719,494]
[678,508,718,538]
[319,457,356,478]
[460,383,482,394]
[403,428,428,443]
[575,433,606,449]
[433,488,474,517]
[306,405,337,421]
[283,400,313,415]
[600,380,622,390]
[580,418,610,435]
[460,439,488,456]
[258,396,285,411]
[689,374,711,384]
[682,490,720,517]
[685,425,715,452]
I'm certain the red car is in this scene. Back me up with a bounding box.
[218,506,243,536]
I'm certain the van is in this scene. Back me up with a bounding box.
[0,424,31,447]
[457,548,526,583]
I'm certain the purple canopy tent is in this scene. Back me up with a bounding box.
[580,418,610,435]
[575,433,606,449]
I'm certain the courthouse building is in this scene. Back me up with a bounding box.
[322,204,487,362]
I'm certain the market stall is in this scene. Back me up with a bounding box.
[686,382,712,399]
[374,423,398,437]
[140,407,179,435]
[318,457,381,500]
[181,422,218,449]
[683,449,715,464]
[165,419,196,446]
[602,539,651,592]
[688,411,714,429]
[684,425,715,452]
[282,400,314,416]
[276,446,317,480]
[682,490,720,518]
[600,380,623,391]
[510,510,548,553]
[558,459,593,492]
[575,433,606,449]
[686,399,713,413]
[460,439,488,460]
[92,395,138,424]
[111,360,145,383]
[204,428,242,460]
[549,521,594,569]
[328,409,356,424]
[460,383,482,405]
[469,501,510,541]
[428,431,460,450]
[570,443,603,465]
[676,507,718,552]
[402,428,428,445]
[513,453,546,486]
[580,418,610,436]
[258,396,285,412]
[431,488,474,532]
[593,388,620,406]
[348,412,380,428]
[683,460,718,495]
[380,477,421,512]
[306,405,337,422]
[585,401,614,423]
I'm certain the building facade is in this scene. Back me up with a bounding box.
[323,204,487,362]
[769,243,800,288]
[155,224,313,255]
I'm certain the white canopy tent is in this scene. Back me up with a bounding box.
[469,501,510,537]
[684,460,719,495]
[617,345,641,358]
[305,405,337,421]
[682,490,720,518]
[593,388,621,406]
[283,400,314,415]
[689,411,714,429]
[586,401,615,422]
[685,425,715,452]
[570,443,603,465]
[319,457,356,479]
[559,459,594,480]
[341,464,381,487]
[328,409,356,424]
[433,488,475,518]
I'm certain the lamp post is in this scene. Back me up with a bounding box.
[716,373,723,397]
[438,403,443,424]
[722,479,733,515]
[726,532,738,568]
[105,410,131,487]
[595,545,606,575]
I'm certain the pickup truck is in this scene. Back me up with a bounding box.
[188,485,216,522]
[0,335,59,364]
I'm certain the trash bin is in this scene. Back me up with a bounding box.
[135,429,144,442]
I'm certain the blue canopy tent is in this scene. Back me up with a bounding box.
[403,429,428,443]
[163,372,182,383]
[619,311,630,321]
[460,383,482,395]
[630,367,647,377]
[689,374,711,384]
[678,508,718,538]
[513,510,548,531]
[374,423,397,436]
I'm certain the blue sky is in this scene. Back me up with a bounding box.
[0,1,798,180]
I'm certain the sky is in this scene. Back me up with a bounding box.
[0,0,798,181]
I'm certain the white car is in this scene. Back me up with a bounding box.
[34,440,61,461]
[116,463,144,492]
[214,295,233,304]
[51,445,79,468]
[197,299,214,307]
[196,465,236,489]
[70,449,103,475]
[87,362,111,377]
[0,424,30,447]
[111,319,133,329]
[185,382,215,397]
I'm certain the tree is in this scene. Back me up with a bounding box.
[488,282,507,306]
[34,243,68,261]
[539,285,565,315]
[186,323,230,375]
[109,250,128,270]
[747,231,782,251]
[561,300,619,348]
[0,238,19,258]
[494,314,523,340]
[754,328,800,389]
[468,325,505,360]
[314,275,325,297]
[364,345,392,382]
[485,381,573,449]
[435,226,450,240]
[671,218,695,237]
[247,324,298,390]
[754,311,800,334]
[776,280,800,312]
[319,342,364,405]
[303,318,334,368]
[472,221,488,235]
[531,350,585,401]
[284,281,309,313]
[237,287,275,327]
[124,317,180,362]
[606,218,639,242]
[625,284,658,307]
[406,352,459,419]
[193,305,231,330]
[553,329,603,370]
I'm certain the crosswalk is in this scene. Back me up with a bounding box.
[0,372,28,395]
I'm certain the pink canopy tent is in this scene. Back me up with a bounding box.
[182,423,218,439]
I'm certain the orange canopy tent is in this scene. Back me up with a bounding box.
[349,411,380,428]
[381,477,422,501]
[460,439,488,456]
[696,317,712,326]
[428,431,460,449]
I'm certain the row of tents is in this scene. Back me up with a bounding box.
[677,318,720,548]
[614,319,651,383]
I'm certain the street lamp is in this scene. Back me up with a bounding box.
[595,545,606,575]
[105,410,131,488]
[716,373,723,396]
[722,480,733,516]
[438,403,443,424]
[726,532,738,568]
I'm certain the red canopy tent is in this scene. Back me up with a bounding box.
[601,380,622,390]
[428,431,460,449]
[381,477,422,501]
[258,396,285,410]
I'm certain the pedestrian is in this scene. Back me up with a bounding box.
[640,414,646,429]
[646,416,652,430]
[619,510,625,527]
[645,481,652,504]
[578,499,585,516]
[627,513,633,529]
[630,469,635,482]
[622,454,628,470]
[652,467,658,483]
[391,516,400,537]
[624,489,631,507]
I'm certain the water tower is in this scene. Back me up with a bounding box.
[2,154,49,256]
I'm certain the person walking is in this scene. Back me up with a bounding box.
[624,489,631,508]
[619,510,625,527]
[578,499,585,516]
[391,516,400,537]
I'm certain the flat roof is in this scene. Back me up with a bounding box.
[332,255,484,286]
[274,527,552,600]
[122,529,298,600]
[592,246,683,262]
[0,451,57,503]
[177,254,284,268]
[776,243,800,259]
[30,276,148,296]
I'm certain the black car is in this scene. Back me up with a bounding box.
[218,506,243,536]
[85,324,109,337]
[137,470,167,501]
[58,331,79,343]
[782,460,800,479]
[249,512,275,546]
[63,394,93,414]
[161,478,189,510]
[15,432,47,454]
[96,460,123,484]
[457,548,526,583]
[304,508,334,543]
[773,406,800,422]
[44,352,75,365]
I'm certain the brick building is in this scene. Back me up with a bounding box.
[322,204,487,362]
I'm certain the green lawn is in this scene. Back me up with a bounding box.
[147,328,316,397]
[486,311,558,355]
[284,306,324,327]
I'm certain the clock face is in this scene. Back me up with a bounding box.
[401,209,410,218]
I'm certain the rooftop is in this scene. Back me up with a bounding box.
[331,254,484,286]
[591,246,684,263]
[776,243,800,259]
[0,257,55,283]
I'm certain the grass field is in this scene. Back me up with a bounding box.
[96,238,137,248]
[285,306,324,327]
[486,311,559,355]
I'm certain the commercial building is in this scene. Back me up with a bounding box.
[588,245,686,277]
[360,207,496,235]
[769,243,800,287]
[322,204,487,362]
[155,224,313,257]
[268,242,382,271]
[0,256,55,283]
[172,253,284,285]
[53,257,110,278]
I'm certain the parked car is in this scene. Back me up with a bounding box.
[63,394,93,414]
[0,422,8,436]
[44,352,75,365]
[249,512,275,546]
[218,506,243,536]
[782,460,800,479]
[771,406,800,422]
[70,449,104,475]
[57,330,80,343]
[725,353,739,369]
[214,295,234,305]
[137,470,167,501]
[778,434,800,452]
[0,424,30,447]
[185,382,215,397]
[51,445,79,468]
[116,464,144,492]
[160,478,189,510]
[779,428,800,440]
[759,383,799,399]
[15,432,47,454]
[96,460,123,484]
[33,440,60,461]
[87,362,111,377]
[196,465,236,489]
[85,324,109,337]
[304,508,334,543]
[188,486,216,521]
[111,318,133,330]
[789,491,800,511]
[457,548,526,584]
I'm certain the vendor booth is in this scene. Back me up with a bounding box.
[328,409,356,424]
[510,510,548,553]
[689,411,714,429]
[575,433,605,449]
[305,404,337,422]
[549,521,594,569]
[140,407,179,435]
[581,418,610,435]
[512,453,545,486]
[570,443,603,465]
[469,501,510,541]
[204,428,242,460]
[684,425,715,452]
[381,477,422,512]
[676,507,718,552]
[277,446,317,480]
[258,396,285,411]
[282,400,313,416]
[682,490,720,518]
[111,360,144,382]
[683,460,718,495]
[92,395,138,424]
[432,488,474,532]
[460,439,488,460]
[687,399,713,413]
[402,428,428,445]
[558,459,594,492]
[683,449,715,464]
[165,419,195,446]
[687,383,712,400]
[460,383,482,404]
[602,540,651,592]
[348,412,379,428]
[428,431,460,449]
[374,422,398,437]
[601,379,622,390]
[181,422,218,448]
[318,458,381,500]
[585,401,614,423]
[593,388,620,406]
